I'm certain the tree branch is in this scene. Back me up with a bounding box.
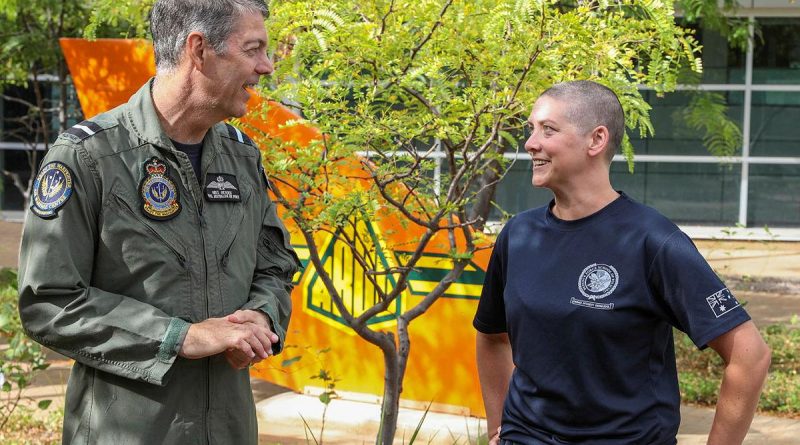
[402,0,454,76]
[377,0,395,42]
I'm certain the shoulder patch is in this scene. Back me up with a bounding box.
[31,161,74,219]
[60,119,116,144]
[223,123,255,147]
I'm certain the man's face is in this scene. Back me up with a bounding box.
[204,12,273,119]
[523,96,591,191]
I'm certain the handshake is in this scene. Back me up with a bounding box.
[178,309,278,369]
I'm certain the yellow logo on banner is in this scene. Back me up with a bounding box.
[301,218,405,333]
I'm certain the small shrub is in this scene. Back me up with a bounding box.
[0,268,52,430]
[675,321,800,417]
[0,404,62,445]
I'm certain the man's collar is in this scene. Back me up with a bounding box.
[125,78,175,150]
[125,78,223,156]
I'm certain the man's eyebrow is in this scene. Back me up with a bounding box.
[243,38,267,47]
[528,119,556,126]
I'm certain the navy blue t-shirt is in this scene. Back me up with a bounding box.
[473,193,750,445]
[171,139,203,185]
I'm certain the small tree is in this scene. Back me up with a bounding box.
[257,1,701,442]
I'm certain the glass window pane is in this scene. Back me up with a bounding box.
[611,162,740,225]
[50,81,83,132]
[748,164,800,227]
[490,160,552,218]
[629,91,744,156]
[682,21,746,84]
[490,161,741,226]
[753,17,800,85]
[750,91,800,157]
[739,1,800,7]
[0,150,31,211]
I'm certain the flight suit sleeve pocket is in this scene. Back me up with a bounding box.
[257,224,302,282]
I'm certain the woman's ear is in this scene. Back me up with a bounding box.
[587,125,610,160]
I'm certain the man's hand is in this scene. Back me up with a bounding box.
[178,316,274,363]
[223,310,280,369]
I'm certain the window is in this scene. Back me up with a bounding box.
[750,91,800,157]
[1,78,81,211]
[752,17,800,85]
[629,91,744,156]
[749,164,800,227]
[613,162,740,225]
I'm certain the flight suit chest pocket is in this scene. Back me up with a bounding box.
[100,184,190,316]
[214,184,254,313]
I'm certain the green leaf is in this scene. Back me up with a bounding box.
[37,399,52,410]
[280,356,303,367]
[408,400,433,445]
[298,413,320,445]
[0,311,11,331]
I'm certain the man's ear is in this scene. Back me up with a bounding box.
[587,126,610,160]
[185,32,208,70]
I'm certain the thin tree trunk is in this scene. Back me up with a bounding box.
[469,160,502,231]
[378,334,401,444]
[469,136,511,231]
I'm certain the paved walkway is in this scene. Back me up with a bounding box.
[0,219,23,268]
[3,219,799,443]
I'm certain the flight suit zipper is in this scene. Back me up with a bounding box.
[199,205,212,445]
[172,150,212,445]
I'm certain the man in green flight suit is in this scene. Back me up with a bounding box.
[17,1,300,443]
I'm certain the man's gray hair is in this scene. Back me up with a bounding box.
[150,0,269,73]
[540,80,625,161]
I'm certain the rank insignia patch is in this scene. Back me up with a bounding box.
[31,162,74,219]
[139,157,181,220]
[204,173,241,202]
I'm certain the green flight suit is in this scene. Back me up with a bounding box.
[18,79,299,444]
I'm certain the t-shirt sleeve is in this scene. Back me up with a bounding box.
[473,227,509,334]
[648,230,750,349]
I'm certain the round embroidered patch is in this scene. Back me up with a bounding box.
[31,161,74,219]
[139,157,181,220]
[577,263,619,301]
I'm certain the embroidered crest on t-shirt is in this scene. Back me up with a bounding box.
[570,263,619,311]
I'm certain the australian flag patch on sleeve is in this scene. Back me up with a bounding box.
[705,288,740,318]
